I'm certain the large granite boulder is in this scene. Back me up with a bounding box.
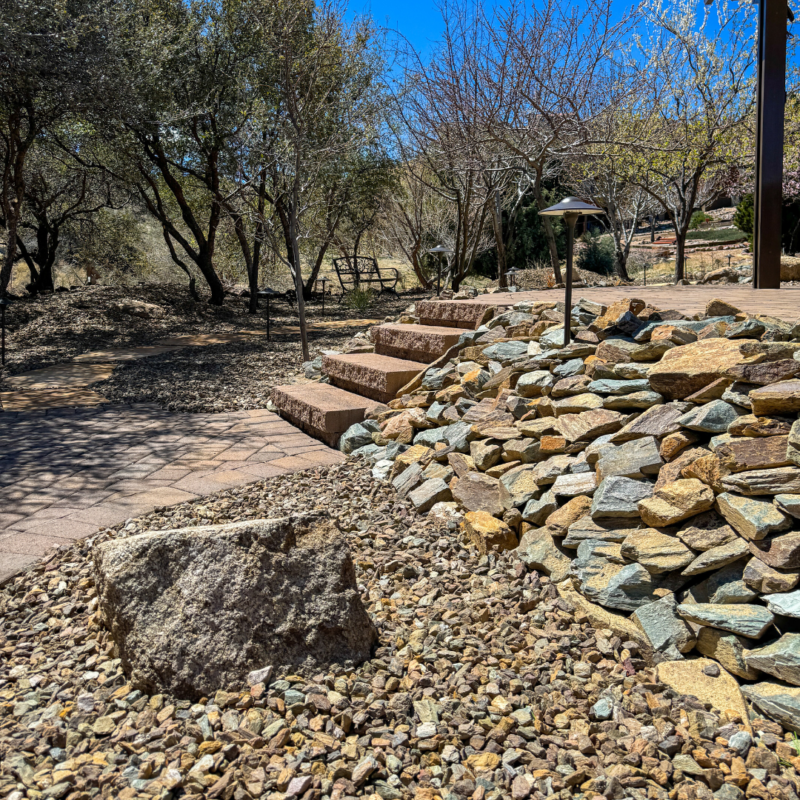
[93,515,377,699]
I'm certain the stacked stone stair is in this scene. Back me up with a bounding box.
[271,299,494,446]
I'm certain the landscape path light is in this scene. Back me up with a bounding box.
[257,288,281,341]
[539,197,605,346]
[506,266,522,290]
[428,245,453,297]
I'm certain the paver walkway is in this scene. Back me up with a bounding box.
[0,405,344,584]
[469,285,800,322]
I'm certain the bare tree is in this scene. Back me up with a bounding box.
[625,0,756,282]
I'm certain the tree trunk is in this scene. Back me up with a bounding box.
[492,189,507,288]
[674,232,686,283]
[614,247,631,282]
[290,175,310,362]
[533,173,561,283]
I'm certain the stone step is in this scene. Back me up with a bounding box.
[271,383,384,447]
[372,323,463,364]
[415,300,494,329]
[323,353,425,404]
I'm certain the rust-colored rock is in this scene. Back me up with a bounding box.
[324,353,427,404]
[648,338,762,400]
[463,511,518,554]
[750,380,800,416]
[716,435,791,475]
[416,300,494,329]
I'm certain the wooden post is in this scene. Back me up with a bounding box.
[753,0,787,289]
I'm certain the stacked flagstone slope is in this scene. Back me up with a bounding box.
[322,294,800,734]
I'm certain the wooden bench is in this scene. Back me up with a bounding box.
[332,256,400,300]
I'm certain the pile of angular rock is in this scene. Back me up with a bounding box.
[342,296,800,732]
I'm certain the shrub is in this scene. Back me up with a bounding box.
[344,286,375,310]
[689,210,713,230]
[576,232,615,275]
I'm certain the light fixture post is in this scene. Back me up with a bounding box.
[539,197,604,348]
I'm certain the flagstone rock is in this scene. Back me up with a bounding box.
[552,392,604,415]
[573,540,658,611]
[501,437,542,464]
[696,628,760,680]
[596,436,663,481]
[408,478,452,512]
[516,370,555,397]
[775,493,800,518]
[764,589,800,618]
[716,492,790,540]
[499,464,543,507]
[621,529,695,573]
[587,378,651,395]
[745,634,800,685]
[551,472,598,498]
[648,338,761,399]
[749,531,800,569]
[716,435,791,474]
[638,478,715,527]
[517,527,571,581]
[610,402,689,442]
[727,359,800,385]
[482,340,528,364]
[93,515,378,699]
[462,511,518,555]
[544,495,593,536]
[562,515,641,548]
[469,439,501,471]
[555,408,626,442]
[682,538,750,577]
[697,560,757,604]
[451,472,505,515]
[632,594,697,655]
[656,659,751,734]
[750,380,800,416]
[677,603,774,639]
[521,490,557,525]
[655,447,709,490]
[591,476,654,519]
[729,414,794,437]
[603,390,665,410]
[743,557,800,593]
[741,682,800,733]
[722,466,800,495]
[678,400,745,434]
[677,510,737,551]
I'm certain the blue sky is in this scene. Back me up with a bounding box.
[349,0,447,56]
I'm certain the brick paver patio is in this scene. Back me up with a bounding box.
[474,285,800,322]
[0,404,344,583]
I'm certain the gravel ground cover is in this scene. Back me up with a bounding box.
[0,284,415,381]
[93,333,365,413]
[2,459,797,800]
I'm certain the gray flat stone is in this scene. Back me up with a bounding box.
[677,603,774,639]
[746,634,800,686]
[632,594,696,655]
[596,436,663,482]
[764,589,800,618]
[677,400,745,434]
[591,477,654,519]
[681,538,750,577]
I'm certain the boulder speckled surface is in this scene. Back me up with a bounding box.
[93,515,377,699]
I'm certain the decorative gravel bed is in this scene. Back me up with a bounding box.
[2,459,795,800]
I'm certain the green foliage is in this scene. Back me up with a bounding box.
[689,211,713,230]
[69,209,152,283]
[735,193,800,253]
[576,233,615,275]
[733,194,754,240]
[343,286,375,310]
[685,228,746,242]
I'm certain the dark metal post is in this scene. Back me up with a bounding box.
[753,0,787,289]
[564,212,578,347]
[437,258,442,296]
[1,302,5,366]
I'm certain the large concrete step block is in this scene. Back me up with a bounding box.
[372,323,463,363]
[323,353,425,403]
[271,383,384,447]
[416,300,494,329]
